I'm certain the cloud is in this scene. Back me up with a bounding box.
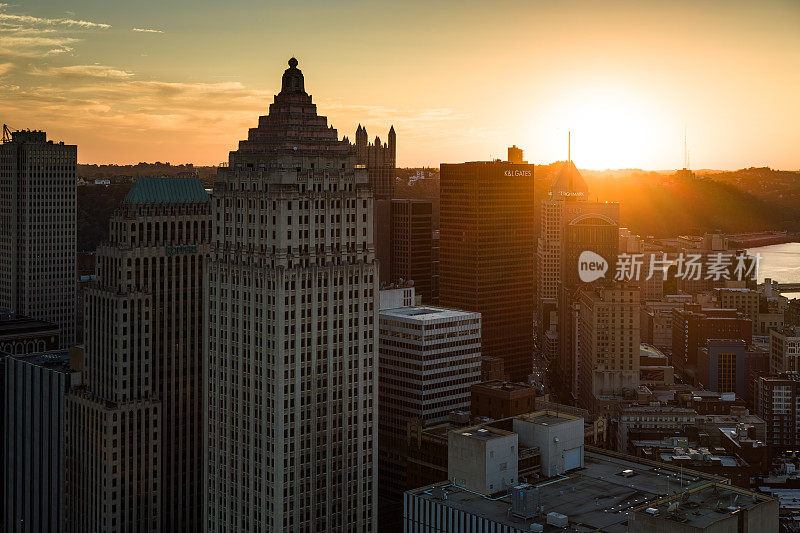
[132,27,163,34]
[0,34,79,57]
[46,46,73,55]
[0,13,110,29]
[0,61,12,75]
[32,64,134,79]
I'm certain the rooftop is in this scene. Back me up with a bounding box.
[516,410,580,427]
[380,305,479,323]
[456,426,513,441]
[124,176,210,205]
[472,380,536,392]
[633,483,771,529]
[408,449,731,532]
[7,350,74,373]
[0,315,59,336]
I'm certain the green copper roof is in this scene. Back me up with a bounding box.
[124,177,209,205]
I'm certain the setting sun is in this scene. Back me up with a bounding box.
[532,82,678,170]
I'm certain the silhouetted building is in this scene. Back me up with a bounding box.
[391,199,434,302]
[64,177,211,532]
[538,149,619,401]
[440,160,535,380]
[507,145,526,164]
[0,129,76,347]
[206,58,378,531]
[356,123,396,283]
[4,350,79,533]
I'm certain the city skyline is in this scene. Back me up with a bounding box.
[1,0,799,170]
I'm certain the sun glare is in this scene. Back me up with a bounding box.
[537,83,673,169]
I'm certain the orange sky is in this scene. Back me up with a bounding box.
[1,0,798,169]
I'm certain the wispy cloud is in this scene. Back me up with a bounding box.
[32,64,134,79]
[0,61,12,75]
[0,13,110,29]
[132,27,163,34]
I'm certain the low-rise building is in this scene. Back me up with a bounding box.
[470,380,538,419]
[0,315,60,355]
[696,338,769,401]
[405,446,775,532]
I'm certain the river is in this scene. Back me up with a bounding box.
[747,242,800,299]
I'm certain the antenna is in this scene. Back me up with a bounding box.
[568,131,571,163]
[2,124,11,143]
[683,127,687,169]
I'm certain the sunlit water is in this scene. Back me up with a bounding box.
[747,242,800,298]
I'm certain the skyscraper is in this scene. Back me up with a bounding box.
[377,305,481,500]
[390,199,433,303]
[0,129,76,347]
[575,283,640,413]
[205,58,378,531]
[536,145,619,401]
[4,350,79,533]
[64,177,210,532]
[439,159,535,381]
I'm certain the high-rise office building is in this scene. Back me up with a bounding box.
[574,284,640,414]
[4,350,79,533]
[64,177,210,532]
[390,199,433,303]
[0,129,76,347]
[537,149,619,401]
[377,306,481,499]
[439,159,535,381]
[206,58,378,531]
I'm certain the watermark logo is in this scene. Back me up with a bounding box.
[577,251,760,283]
[578,250,609,282]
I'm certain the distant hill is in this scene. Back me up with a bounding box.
[79,162,217,186]
[74,164,800,252]
[537,163,800,236]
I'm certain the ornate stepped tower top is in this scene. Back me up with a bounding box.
[232,57,351,161]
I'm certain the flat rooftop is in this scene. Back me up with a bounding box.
[635,483,770,528]
[473,380,535,392]
[457,426,512,441]
[380,306,479,323]
[408,449,730,532]
[516,410,581,427]
[6,350,74,373]
[0,316,59,335]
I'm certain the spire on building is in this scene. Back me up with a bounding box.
[550,132,589,197]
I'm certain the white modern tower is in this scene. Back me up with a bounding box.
[205,58,379,532]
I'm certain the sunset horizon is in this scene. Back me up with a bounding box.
[2,0,798,170]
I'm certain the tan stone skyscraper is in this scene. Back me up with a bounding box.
[205,58,378,532]
[0,129,76,347]
[64,177,210,532]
